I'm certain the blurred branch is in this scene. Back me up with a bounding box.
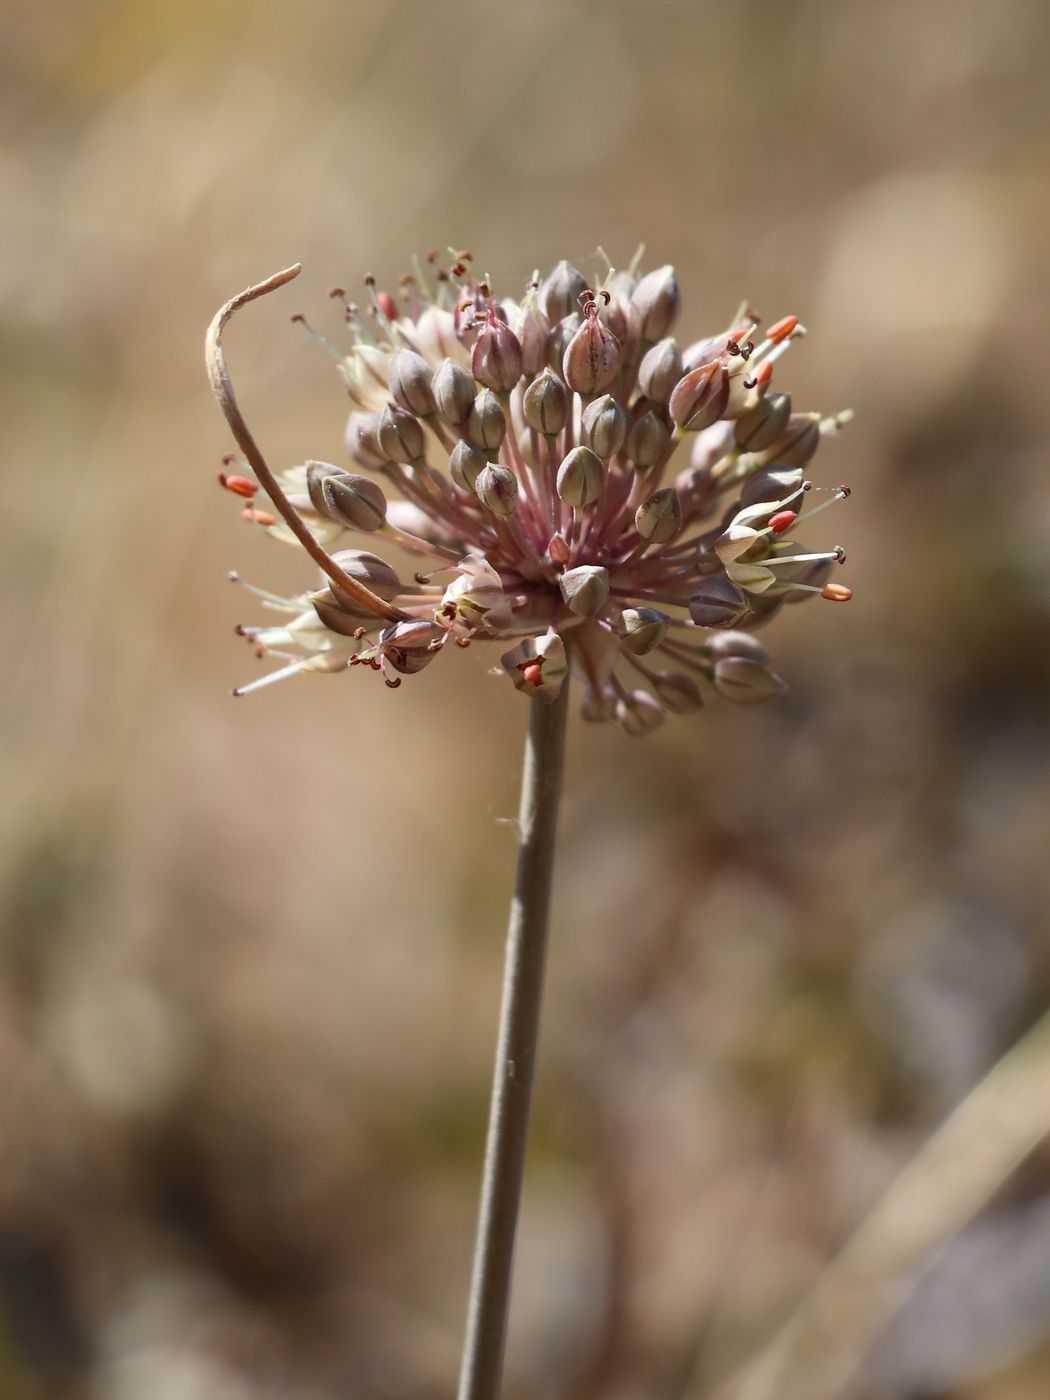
[709,1009,1050,1400]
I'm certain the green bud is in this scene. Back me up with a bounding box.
[559,565,610,617]
[635,487,683,542]
[556,446,605,507]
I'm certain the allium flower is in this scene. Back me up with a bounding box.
[218,252,853,732]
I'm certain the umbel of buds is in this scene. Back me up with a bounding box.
[218,252,854,734]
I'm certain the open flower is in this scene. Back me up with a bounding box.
[216,253,854,733]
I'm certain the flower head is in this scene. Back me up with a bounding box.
[214,254,854,733]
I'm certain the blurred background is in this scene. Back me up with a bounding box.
[3,1,1050,1396]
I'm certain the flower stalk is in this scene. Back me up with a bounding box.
[457,663,572,1400]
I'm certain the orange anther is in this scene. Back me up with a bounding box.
[767,315,799,344]
[219,472,258,498]
[821,582,852,602]
[768,510,796,534]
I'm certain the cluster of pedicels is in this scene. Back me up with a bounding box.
[219,250,853,734]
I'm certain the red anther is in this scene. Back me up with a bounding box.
[385,676,402,689]
[822,583,853,602]
[833,545,846,564]
[242,507,276,526]
[837,484,852,497]
[353,627,366,641]
[398,273,415,286]
[328,286,346,298]
[426,250,439,263]
[254,645,265,659]
[455,637,471,648]
[451,262,467,277]
[221,454,237,466]
[769,510,797,534]
[755,361,774,390]
[377,291,397,320]
[522,662,544,687]
[364,273,376,287]
[233,623,246,635]
[456,250,473,262]
[290,313,305,323]
[218,472,258,499]
[767,314,799,344]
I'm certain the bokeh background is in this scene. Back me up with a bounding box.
[3,1,1050,1397]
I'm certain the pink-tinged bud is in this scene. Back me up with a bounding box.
[689,577,748,628]
[620,607,669,655]
[415,305,464,365]
[432,357,475,427]
[388,348,437,417]
[559,565,610,617]
[465,389,507,451]
[476,461,519,516]
[626,409,670,469]
[501,630,569,701]
[654,671,704,713]
[562,312,622,396]
[472,315,524,392]
[378,403,425,463]
[635,487,683,542]
[327,548,402,613]
[582,394,628,458]
[704,630,770,664]
[734,391,792,450]
[345,412,388,469]
[556,446,605,507]
[669,361,730,431]
[522,368,569,435]
[631,264,681,341]
[538,260,588,322]
[759,413,821,468]
[739,465,804,508]
[638,338,683,405]
[379,618,445,674]
[712,655,787,704]
[513,295,552,376]
[449,440,486,492]
[616,688,666,736]
[546,314,580,373]
[306,462,387,531]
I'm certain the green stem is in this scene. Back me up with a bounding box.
[456,674,572,1400]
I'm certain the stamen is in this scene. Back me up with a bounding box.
[290,313,345,364]
[217,470,258,498]
[232,660,309,697]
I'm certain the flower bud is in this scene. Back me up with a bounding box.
[465,389,507,451]
[472,317,524,393]
[328,548,402,613]
[635,487,683,542]
[631,264,681,341]
[582,394,627,458]
[559,564,610,617]
[738,465,805,509]
[378,403,425,463]
[562,313,622,396]
[476,461,519,516]
[306,462,386,531]
[689,577,748,628]
[734,391,791,451]
[546,314,580,374]
[654,671,704,713]
[616,688,666,736]
[556,446,605,507]
[538,259,588,322]
[712,655,787,704]
[620,607,669,655]
[760,413,821,468]
[626,409,670,469]
[522,368,569,435]
[704,630,770,663]
[379,618,444,674]
[345,412,388,469]
[432,357,475,427]
[449,440,486,493]
[513,294,552,375]
[388,348,437,417]
[501,630,568,701]
[669,361,730,430]
[638,337,683,405]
